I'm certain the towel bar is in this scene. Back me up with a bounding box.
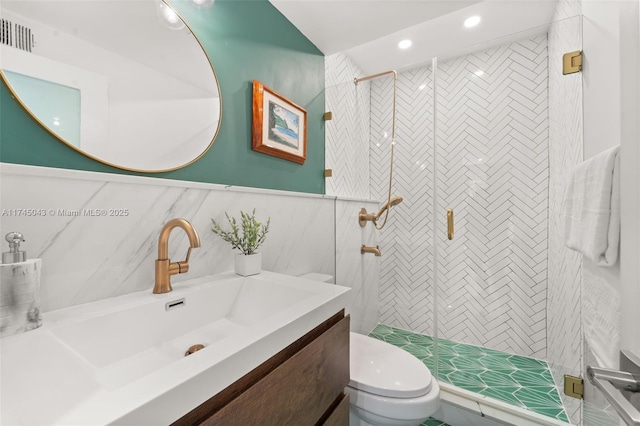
[587,350,640,425]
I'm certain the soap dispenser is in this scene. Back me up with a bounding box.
[2,232,27,264]
[0,232,42,337]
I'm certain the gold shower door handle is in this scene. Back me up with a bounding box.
[447,209,454,240]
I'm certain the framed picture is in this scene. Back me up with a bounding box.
[252,80,307,164]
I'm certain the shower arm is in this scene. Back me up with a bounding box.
[354,70,397,230]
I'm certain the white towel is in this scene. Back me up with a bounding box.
[564,145,620,267]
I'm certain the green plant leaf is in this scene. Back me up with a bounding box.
[211,209,270,255]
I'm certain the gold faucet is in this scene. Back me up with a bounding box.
[361,245,382,257]
[154,218,201,294]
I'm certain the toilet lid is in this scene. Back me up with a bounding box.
[349,332,433,398]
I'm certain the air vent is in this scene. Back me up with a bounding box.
[1,18,34,52]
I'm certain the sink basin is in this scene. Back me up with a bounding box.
[50,275,315,388]
[1,271,350,425]
[52,277,315,388]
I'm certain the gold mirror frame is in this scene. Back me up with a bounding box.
[0,0,221,173]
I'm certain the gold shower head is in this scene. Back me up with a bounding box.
[358,196,404,228]
[375,196,403,219]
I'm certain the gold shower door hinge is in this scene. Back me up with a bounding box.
[563,50,583,75]
[564,375,584,399]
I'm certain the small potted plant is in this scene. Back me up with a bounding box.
[211,209,270,276]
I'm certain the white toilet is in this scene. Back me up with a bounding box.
[347,332,440,426]
[299,273,440,426]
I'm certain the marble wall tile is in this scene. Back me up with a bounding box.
[325,52,371,199]
[335,199,380,333]
[0,165,335,312]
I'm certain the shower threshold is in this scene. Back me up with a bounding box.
[370,324,571,426]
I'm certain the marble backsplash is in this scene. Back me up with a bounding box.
[0,164,379,330]
[336,199,379,334]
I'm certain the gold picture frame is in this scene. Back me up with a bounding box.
[252,80,307,164]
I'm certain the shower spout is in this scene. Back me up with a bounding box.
[361,245,382,256]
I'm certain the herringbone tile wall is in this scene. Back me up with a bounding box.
[325,53,371,199]
[371,35,550,358]
[371,67,436,335]
[436,35,549,358]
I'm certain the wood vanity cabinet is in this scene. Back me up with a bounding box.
[173,310,350,426]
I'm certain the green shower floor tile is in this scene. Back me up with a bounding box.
[445,369,488,387]
[434,345,459,357]
[450,355,487,370]
[407,333,435,345]
[403,344,433,359]
[510,368,558,387]
[506,354,549,370]
[451,343,487,357]
[531,407,570,422]
[514,386,564,407]
[436,357,458,370]
[383,333,413,346]
[479,370,522,387]
[478,354,519,370]
[435,369,455,384]
[421,357,436,371]
[369,324,570,424]
[481,346,514,357]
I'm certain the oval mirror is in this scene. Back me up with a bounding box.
[0,0,220,172]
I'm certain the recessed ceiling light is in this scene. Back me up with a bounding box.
[398,39,412,49]
[464,16,481,28]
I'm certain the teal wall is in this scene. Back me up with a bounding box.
[0,0,326,194]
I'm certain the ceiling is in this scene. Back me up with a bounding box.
[270,0,562,75]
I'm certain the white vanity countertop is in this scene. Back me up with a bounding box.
[0,271,351,425]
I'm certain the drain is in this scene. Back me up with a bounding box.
[184,344,205,356]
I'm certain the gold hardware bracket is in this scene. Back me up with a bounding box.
[324,169,333,178]
[563,50,583,75]
[564,375,584,399]
[447,209,454,240]
[323,111,333,121]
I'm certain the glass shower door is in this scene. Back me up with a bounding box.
[432,17,584,424]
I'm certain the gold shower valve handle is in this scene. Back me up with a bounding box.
[447,209,454,240]
[359,208,375,227]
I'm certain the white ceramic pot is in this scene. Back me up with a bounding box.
[234,253,262,276]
